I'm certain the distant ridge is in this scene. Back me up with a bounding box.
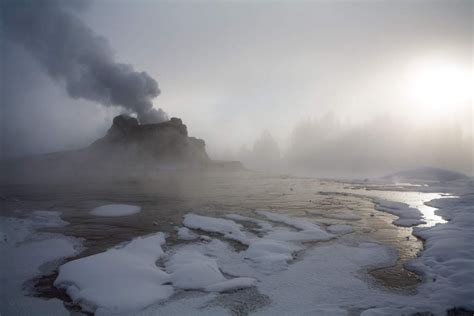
[383,167,468,183]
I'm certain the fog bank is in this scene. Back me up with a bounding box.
[235,114,472,177]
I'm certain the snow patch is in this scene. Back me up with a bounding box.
[183,213,249,244]
[257,210,334,241]
[176,227,199,240]
[374,198,426,227]
[166,250,225,289]
[225,213,273,231]
[0,211,82,316]
[408,194,474,312]
[54,233,172,314]
[205,277,257,292]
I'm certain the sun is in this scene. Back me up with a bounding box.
[408,58,472,115]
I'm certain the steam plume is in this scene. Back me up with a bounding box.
[1,0,167,123]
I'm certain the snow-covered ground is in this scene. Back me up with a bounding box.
[1,177,472,315]
[0,211,83,315]
[373,198,426,227]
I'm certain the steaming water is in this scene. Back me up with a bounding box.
[341,188,447,227]
[0,171,451,304]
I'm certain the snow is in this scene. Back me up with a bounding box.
[166,248,256,292]
[53,232,258,314]
[54,233,173,314]
[252,242,400,315]
[0,211,82,316]
[205,277,257,292]
[373,198,426,227]
[256,210,322,230]
[183,213,249,244]
[90,204,141,217]
[33,179,473,315]
[166,250,226,289]
[407,192,474,312]
[242,238,301,272]
[225,213,273,231]
[256,210,334,241]
[176,227,199,240]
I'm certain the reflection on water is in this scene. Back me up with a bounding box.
[342,187,449,227]
[0,172,452,291]
[417,204,446,227]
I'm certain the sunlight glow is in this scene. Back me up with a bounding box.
[408,59,472,115]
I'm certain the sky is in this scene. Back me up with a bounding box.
[1,0,472,175]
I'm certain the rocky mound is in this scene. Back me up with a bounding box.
[1,115,243,184]
[383,167,468,183]
[90,114,210,163]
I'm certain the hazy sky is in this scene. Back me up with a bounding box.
[1,0,472,170]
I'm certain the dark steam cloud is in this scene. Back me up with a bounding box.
[1,0,167,124]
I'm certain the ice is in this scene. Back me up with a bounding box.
[373,198,426,227]
[54,233,173,314]
[0,211,82,316]
[176,227,199,240]
[183,213,249,244]
[90,204,141,217]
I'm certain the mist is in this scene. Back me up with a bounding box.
[1,0,472,177]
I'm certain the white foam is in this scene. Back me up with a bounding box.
[90,204,141,217]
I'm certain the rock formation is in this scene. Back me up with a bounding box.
[1,115,243,184]
[90,115,210,163]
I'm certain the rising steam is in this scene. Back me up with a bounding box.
[1,0,167,123]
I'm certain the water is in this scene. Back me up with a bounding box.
[340,184,448,226]
[0,171,451,300]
